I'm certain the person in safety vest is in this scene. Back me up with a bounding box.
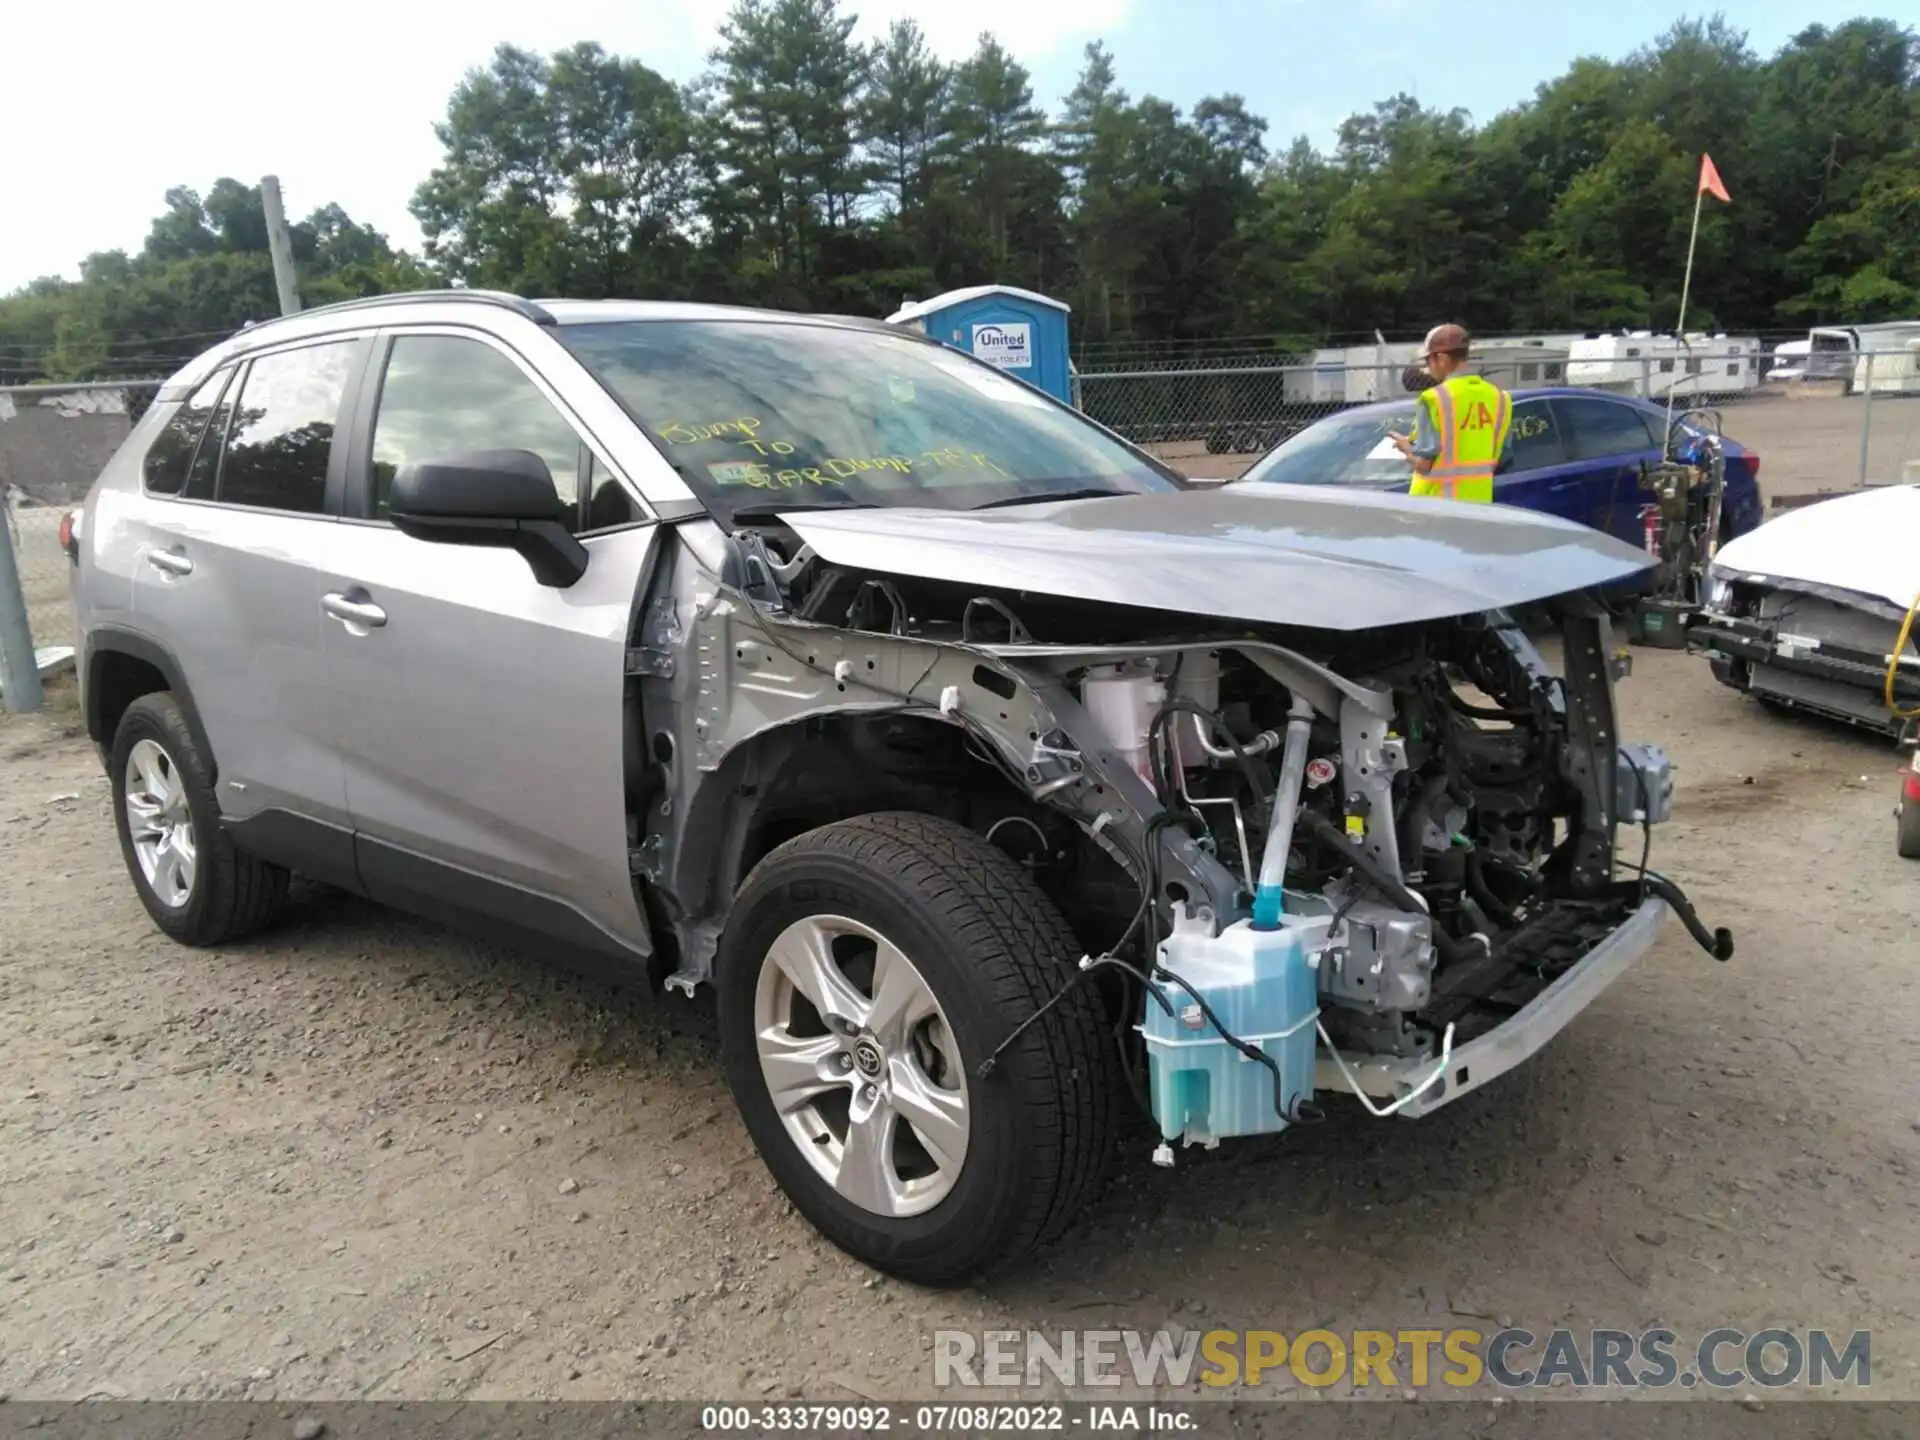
[1388,324,1513,502]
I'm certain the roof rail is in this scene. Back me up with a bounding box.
[810,312,939,343]
[237,289,555,334]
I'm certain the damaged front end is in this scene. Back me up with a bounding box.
[632,492,1734,1159]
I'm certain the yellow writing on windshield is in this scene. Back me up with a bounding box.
[920,447,1011,477]
[706,459,843,489]
[1513,413,1551,440]
[658,417,764,445]
[825,455,914,478]
[738,438,799,456]
[708,448,1010,486]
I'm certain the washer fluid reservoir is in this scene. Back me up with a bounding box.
[1142,908,1318,1147]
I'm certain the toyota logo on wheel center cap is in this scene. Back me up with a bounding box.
[852,1039,884,1078]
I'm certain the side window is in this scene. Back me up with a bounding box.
[142,368,231,495]
[185,371,240,501]
[582,454,643,531]
[217,341,358,513]
[370,336,584,526]
[1504,400,1566,473]
[1559,398,1659,461]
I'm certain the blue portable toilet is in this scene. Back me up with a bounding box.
[885,286,1073,405]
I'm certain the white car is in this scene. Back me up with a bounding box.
[1692,484,1920,737]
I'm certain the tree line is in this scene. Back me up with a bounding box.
[2,5,1914,384]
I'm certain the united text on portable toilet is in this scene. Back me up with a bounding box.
[885,286,1073,404]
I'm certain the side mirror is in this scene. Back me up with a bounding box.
[389,449,587,588]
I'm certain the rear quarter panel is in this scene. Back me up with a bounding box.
[75,400,174,630]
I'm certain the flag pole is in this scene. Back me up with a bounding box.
[1665,181,1706,457]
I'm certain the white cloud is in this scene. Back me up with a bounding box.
[3,0,1132,291]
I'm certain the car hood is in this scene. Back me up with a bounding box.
[1713,482,1920,613]
[783,482,1655,632]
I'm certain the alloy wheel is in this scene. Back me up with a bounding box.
[752,914,969,1218]
[124,738,197,908]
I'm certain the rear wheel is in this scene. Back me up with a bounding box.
[110,694,289,944]
[717,812,1120,1285]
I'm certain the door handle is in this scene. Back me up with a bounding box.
[146,548,194,577]
[322,592,387,630]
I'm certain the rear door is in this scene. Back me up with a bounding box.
[1549,394,1663,542]
[320,327,659,956]
[129,336,367,856]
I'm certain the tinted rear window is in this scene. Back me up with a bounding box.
[216,341,357,513]
[143,369,231,496]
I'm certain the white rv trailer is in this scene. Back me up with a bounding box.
[1566,332,1761,397]
[1853,322,1920,395]
[1340,341,1423,404]
[1281,347,1349,405]
[1467,339,1573,388]
[1856,331,1920,394]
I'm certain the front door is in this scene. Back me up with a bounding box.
[320,329,659,957]
[1551,394,1665,544]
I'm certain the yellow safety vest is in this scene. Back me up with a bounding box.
[1409,374,1511,503]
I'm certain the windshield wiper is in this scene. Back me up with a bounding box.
[968,486,1132,510]
[727,499,881,526]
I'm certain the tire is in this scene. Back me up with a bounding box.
[1898,791,1920,861]
[109,693,289,945]
[716,812,1120,1285]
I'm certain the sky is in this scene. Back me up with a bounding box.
[2,0,1893,292]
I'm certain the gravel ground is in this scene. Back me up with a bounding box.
[2,648,1918,1404]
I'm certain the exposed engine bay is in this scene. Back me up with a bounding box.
[636,496,1735,1155]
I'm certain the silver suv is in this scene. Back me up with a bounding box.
[64,291,1731,1284]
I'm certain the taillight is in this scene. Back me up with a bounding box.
[58,508,79,561]
[1747,454,1760,480]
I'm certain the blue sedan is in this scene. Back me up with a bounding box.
[1232,387,1763,548]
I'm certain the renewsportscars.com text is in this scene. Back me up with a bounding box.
[933,1327,1871,1391]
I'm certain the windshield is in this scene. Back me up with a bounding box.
[560,319,1182,523]
[1238,403,1417,487]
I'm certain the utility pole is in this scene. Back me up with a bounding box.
[0,501,44,713]
[261,175,302,317]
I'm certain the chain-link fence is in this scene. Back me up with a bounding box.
[1074,348,1778,455]
[1,381,158,705]
[6,501,74,648]
[1075,348,1920,495]
[1860,350,1920,488]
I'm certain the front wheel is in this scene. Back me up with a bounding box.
[716,813,1120,1285]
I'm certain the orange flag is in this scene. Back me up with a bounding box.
[1698,153,1730,203]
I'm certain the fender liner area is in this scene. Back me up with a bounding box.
[85,627,217,779]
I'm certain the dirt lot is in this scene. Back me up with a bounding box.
[3,643,1918,1404]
